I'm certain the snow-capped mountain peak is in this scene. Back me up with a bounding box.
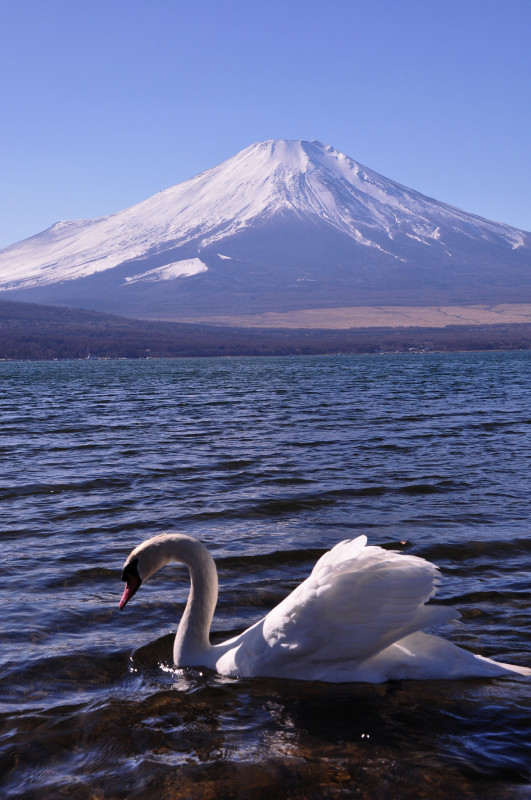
[0,139,529,318]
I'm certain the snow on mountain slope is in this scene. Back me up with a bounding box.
[0,139,528,293]
[124,258,208,284]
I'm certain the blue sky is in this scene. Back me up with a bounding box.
[1,0,530,249]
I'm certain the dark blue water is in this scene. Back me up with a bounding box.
[1,353,530,799]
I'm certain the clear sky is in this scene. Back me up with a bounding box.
[1,0,530,249]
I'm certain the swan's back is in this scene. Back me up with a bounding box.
[213,536,528,682]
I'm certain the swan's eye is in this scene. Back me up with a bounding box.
[121,557,140,583]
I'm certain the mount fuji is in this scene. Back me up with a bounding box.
[1,139,530,320]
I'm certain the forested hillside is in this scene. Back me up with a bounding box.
[1,299,530,360]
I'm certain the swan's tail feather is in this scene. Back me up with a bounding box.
[478,657,531,677]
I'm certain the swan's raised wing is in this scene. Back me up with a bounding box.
[228,536,457,680]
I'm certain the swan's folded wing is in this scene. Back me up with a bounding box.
[259,538,458,669]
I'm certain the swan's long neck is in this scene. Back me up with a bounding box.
[171,536,219,666]
[133,533,219,666]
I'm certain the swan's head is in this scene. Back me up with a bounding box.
[119,534,176,610]
[119,556,143,610]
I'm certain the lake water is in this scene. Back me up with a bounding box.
[1,352,530,799]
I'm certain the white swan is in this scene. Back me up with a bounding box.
[119,533,530,683]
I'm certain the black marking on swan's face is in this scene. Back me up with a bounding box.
[119,557,142,610]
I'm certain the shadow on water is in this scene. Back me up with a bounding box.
[1,635,530,800]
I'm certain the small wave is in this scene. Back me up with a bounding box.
[417,537,531,562]
[45,565,117,589]
[0,476,133,500]
[217,546,326,571]
[178,481,470,523]
[213,458,259,470]
[434,588,527,606]
[0,649,130,708]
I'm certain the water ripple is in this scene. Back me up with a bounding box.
[1,352,531,799]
